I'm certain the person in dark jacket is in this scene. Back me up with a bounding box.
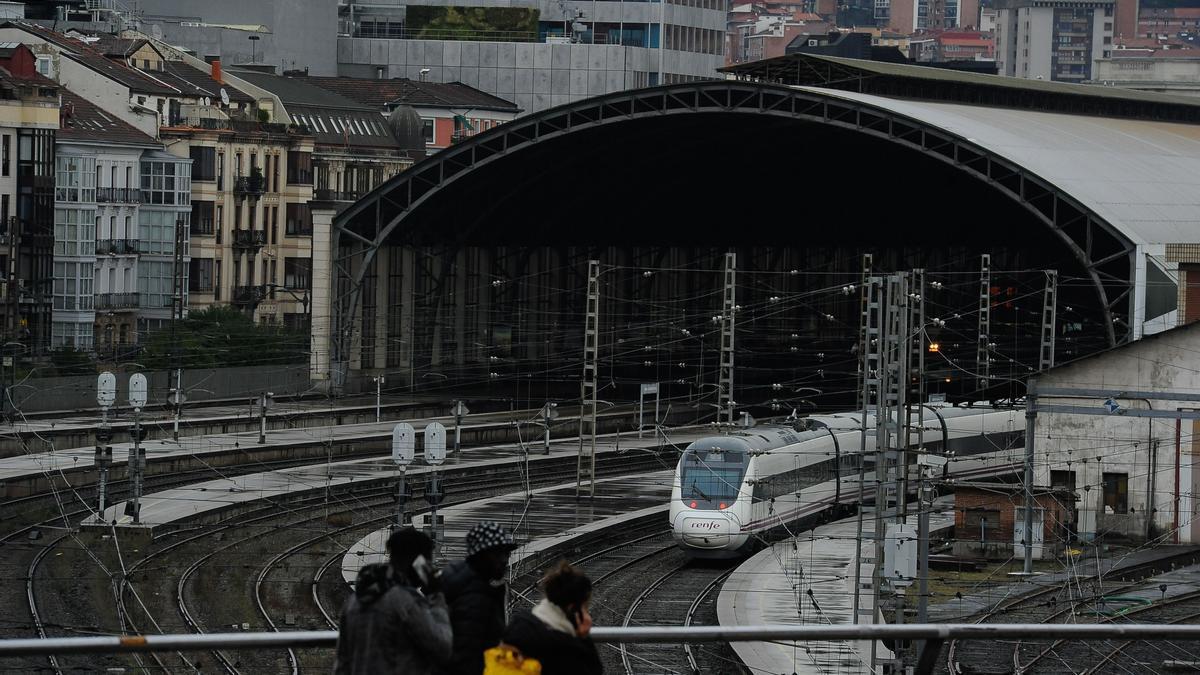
[503,560,602,675]
[334,527,452,675]
[442,521,520,675]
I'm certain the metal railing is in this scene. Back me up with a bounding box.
[94,292,139,310]
[313,188,364,202]
[3,624,1200,657]
[96,187,142,204]
[232,229,266,249]
[95,239,139,255]
[232,284,266,305]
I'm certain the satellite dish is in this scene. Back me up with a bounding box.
[220,88,230,106]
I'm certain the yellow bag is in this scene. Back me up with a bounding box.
[483,644,542,675]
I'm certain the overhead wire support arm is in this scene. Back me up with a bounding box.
[718,251,736,425]
[977,254,991,392]
[577,259,600,498]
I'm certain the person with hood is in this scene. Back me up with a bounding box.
[442,521,520,675]
[502,560,603,675]
[334,527,452,675]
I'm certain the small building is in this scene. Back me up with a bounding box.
[953,483,1074,560]
[1032,319,1200,545]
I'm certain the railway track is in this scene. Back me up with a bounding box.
[173,454,669,673]
[618,554,737,675]
[945,547,1200,674]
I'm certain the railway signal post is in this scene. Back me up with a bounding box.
[424,422,447,554]
[451,400,468,454]
[126,373,148,524]
[94,371,116,523]
[392,423,415,527]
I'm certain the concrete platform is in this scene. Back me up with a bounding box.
[718,503,955,675]
[0,397,459,456]
[0,406,644,499]
[341,470,676,585]
[87,431,697,538]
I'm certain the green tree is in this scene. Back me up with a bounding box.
[141,306,309,370]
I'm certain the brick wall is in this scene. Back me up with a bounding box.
[954,487,1071,559]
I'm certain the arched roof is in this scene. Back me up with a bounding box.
[815,87,1200,246]
[334,80,1200,346]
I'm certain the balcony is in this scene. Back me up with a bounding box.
[233,171,266,201]
[96,187,142,204]
[96,239,139,255]
[95,292,139,311]
[232,284,266,306]
[232,229,266,250]
[313,188,366,202]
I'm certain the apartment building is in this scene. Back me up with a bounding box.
[53,88,175,355]
[336,0,726,115]
[0,44,58,355]
[995,0,1115,82]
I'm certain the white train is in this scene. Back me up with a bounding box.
[669,406,1024,558]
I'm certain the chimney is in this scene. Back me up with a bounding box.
[211,59,222,84]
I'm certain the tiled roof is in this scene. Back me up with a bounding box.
[92,35,151,59]
[63,48,179,95]
[160,61,254,103]
[227,69,402,149]
[298,76,521,113]
[57,88,158,146]
[0,21,179,95]
[230,69,371,110]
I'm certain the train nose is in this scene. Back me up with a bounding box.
[681,515,735,548]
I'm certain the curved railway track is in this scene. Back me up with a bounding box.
[945,548,1200,674]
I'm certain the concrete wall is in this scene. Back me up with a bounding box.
[134,0,337,75]
[9,363,314,413]
[1034,322,1200,545]
[1091,58,1200,96]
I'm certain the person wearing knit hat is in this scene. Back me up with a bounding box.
[442,521,519,675]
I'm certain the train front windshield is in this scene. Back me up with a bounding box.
[680,448,746,509]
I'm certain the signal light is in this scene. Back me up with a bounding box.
[928,342,940,353]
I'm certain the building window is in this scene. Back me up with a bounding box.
[422,118,435,145]
[285,203,312,235]
[2,134,9,177]
[191,200,215,235]
[55,155,96,203]
[189,258,214,292]
[965,508,1001,542]
[140,160,191,205]
[139,210,189,255]
[138,260,176,309]
[286,151,313,185]
[190,146,217,181]
[284,257,311,290]
[36,56,51,77]
[52,260,94,311]
[53,207,95,256]
[1102,473,1128,514]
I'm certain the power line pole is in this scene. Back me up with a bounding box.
[977,254,991,392]
[718,251,736,424]
[856,253,873,410]
[169,217,187,441]
[577,259,600,498]
[1039,270,1058,371]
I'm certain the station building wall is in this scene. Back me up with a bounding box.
[1034,320,1200,545]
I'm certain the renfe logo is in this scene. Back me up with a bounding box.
[688,520,723,531]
